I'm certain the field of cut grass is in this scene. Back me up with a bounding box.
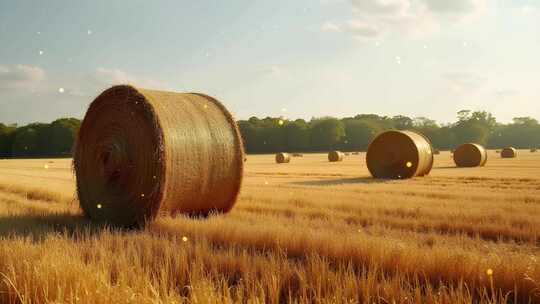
[0,151,539,303]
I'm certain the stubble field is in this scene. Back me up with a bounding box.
[0,151,539,303]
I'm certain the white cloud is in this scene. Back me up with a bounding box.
[421,0,486,15]
[346,20,380,37]
[0,65,45,89]
[90,67,169,90]
[520,5,539,16]
[443,71,486,93]
[323,0,486,39]
[321,21,342,33]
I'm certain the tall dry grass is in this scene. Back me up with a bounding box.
[0,153,539,303]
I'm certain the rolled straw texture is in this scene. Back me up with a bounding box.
[453,143,488,167]
[74,85,244,226]
[366,130,434,179]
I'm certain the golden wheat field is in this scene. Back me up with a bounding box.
[0,151,539,304]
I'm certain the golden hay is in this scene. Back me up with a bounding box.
[328,151,344,162]
[292,153,304,157]
[453,143,488,167]
[501,147,517,158]
[275,153,291,163]
[366,130,434,179]
[73,85,244,227]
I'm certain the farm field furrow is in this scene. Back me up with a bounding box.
[0,151,539,303]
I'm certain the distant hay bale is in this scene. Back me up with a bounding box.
[292,153,303,157]
[74,85,244,227]
[501,147,517,158]
[453,143,488,167]
[275,153,291,163]
[531,149,537,153]
[495,150,501,154]
[433,149,440,155]
[352,152,360,155]
[366,130,434,179]
[344,152,350,156]
[328,151,344,162]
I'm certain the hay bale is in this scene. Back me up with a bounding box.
[73,85,244,227]
[352,152,360,155]
[328,151,344,162]
[292,153,303,157]
[344,152,351,156]
[453,143,487,167]
[276,153,291,163]
[366,130,434,179]
[531,148,537,153]
[433,149,440,155]
[501,147,517,158]
[495,150,501,154]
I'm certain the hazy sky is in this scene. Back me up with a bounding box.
[1,0,539,125]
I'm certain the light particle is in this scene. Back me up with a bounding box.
[39,50,44,55]
[141,193,145,198]
[278,120,284,126]
[58,88,65,93]
[44,164,49,169]
[97,204,102,209]
[182,236,188,242]
[486,269,493,276]
[406,162,413,168]
[87,30,92,35]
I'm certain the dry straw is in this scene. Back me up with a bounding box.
[73,85,244,227]
[453,143,488,167]
[501,147,517,158]
[366,130,434,179]
[328,151,345,162]
[275,153,291,163]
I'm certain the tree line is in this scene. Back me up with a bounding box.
[238,110,540,153]
[0,110,539,158]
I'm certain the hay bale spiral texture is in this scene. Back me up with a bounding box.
[74,85,244,226]
[366,130,434,179]
[501,147,517,158]
[328,151,344,162]
[275,153,291,163]
[453,143,488,167]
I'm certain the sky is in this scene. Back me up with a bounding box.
[0,0,539,125]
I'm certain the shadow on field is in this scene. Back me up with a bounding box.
[292,177,389,186]
[433,166,462,169]
[0,213,108,241]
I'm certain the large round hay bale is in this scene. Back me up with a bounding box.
[73,85,244,227]
[453,143,487,167]
[328,151,344,162]
[275,153,291,163]
[366,130,434,179]
[501,147,517,158]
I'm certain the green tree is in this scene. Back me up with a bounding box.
[285,120,311,152]
[343,119,381,151]
[310,118,345,150]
